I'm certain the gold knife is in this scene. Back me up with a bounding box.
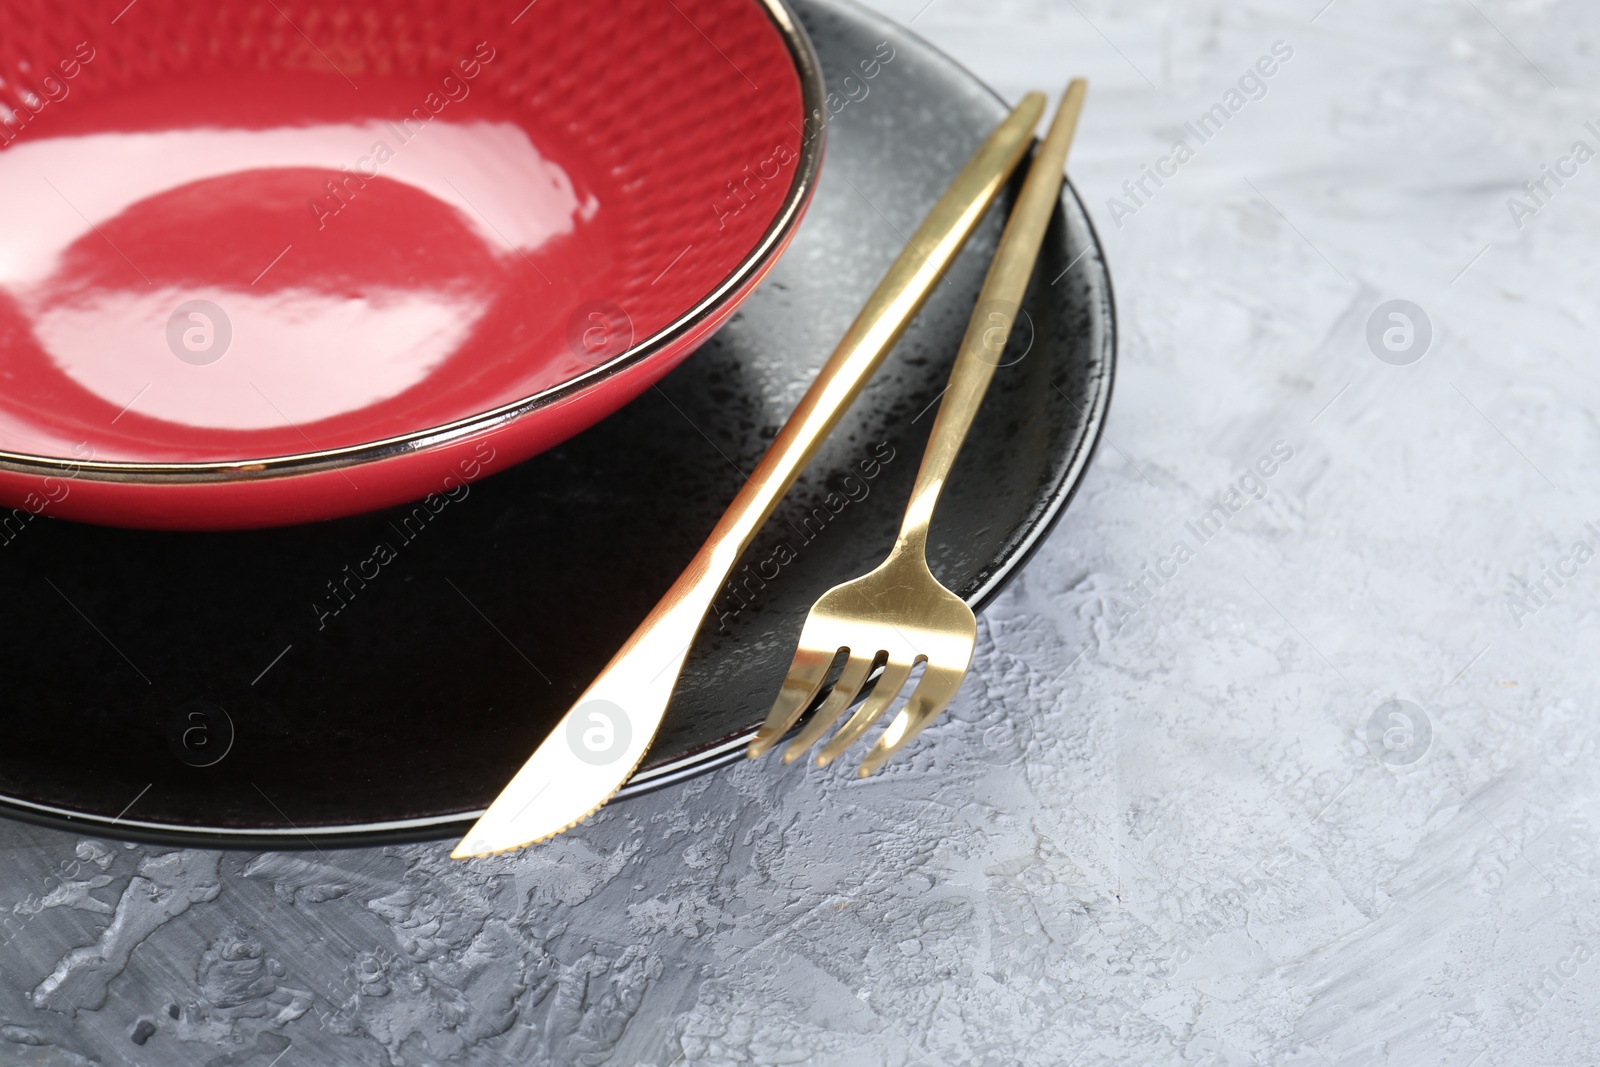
[453,93,1047,859]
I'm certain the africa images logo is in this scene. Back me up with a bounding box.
[566,700,631,766]
[1105,40,1294,228]
[1365,300,1431,366]
[166,300,233,365]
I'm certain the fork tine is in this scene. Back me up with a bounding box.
[856,664,968,777]
[814,658,915,768]
[782,652,882,763]
[747,643,839,758]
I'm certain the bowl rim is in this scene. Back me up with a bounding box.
[0,0,826,486]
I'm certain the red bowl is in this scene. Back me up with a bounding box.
[0,0,822,529]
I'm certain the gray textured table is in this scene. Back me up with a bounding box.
[4,1,1598,1064]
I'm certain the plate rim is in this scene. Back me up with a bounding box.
[0,0,827,486]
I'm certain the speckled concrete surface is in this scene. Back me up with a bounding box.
[4,0,1600,1064]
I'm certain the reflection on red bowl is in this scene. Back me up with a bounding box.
[0,0,822,529]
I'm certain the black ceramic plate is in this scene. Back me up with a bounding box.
[0,0,1114,847]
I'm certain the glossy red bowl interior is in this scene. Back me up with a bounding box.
[0,0,821,528]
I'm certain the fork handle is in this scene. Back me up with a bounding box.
[896,80,1088,554]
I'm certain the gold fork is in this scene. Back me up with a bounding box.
[748,80,1088,776]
